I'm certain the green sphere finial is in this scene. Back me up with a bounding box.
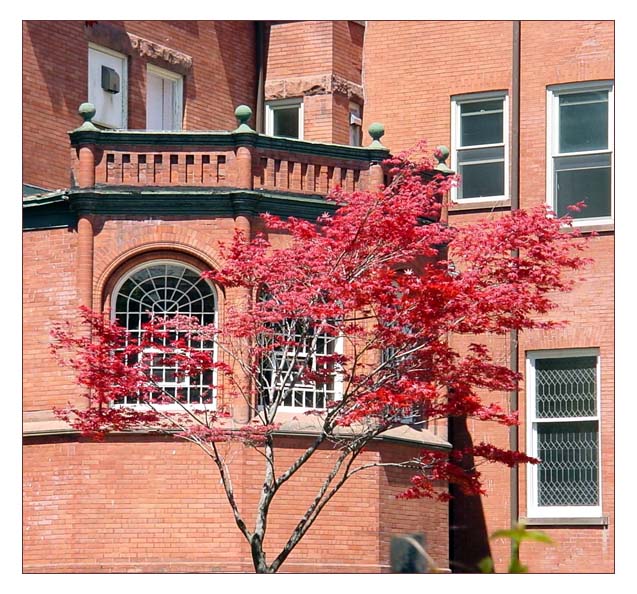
[368,122,385,142]
[79,102,96,123]
[74,102,100,132]
[234,105,254,132]
[434,145,453,173]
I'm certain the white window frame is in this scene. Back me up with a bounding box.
[265,98,304,140]
[258,327,343,413]
[88,43,128,129]
[146,64,184,131]
[526,348,602,519]
[349,101,363,147]
[111,259,218,412]
[546,80,614,226]
[450,91,509,203]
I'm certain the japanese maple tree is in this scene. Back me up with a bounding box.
[51,145,589,573]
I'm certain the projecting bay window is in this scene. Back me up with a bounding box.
[547,81,613,224]
[265,98,304,139]
[451,92,508,202]
[526,350,602,519]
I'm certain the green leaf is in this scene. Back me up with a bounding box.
[478,556,495,574]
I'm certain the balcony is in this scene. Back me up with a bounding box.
[69,104,390,198]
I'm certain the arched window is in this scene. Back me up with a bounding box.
[112,260,217,407]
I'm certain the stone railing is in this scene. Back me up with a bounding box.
[68,104,397,196]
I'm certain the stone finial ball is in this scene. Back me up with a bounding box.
[235,104,253,123]
[368,122,385,141]
[78,102,96,121]
[435,145,450,161]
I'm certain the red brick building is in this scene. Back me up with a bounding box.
[23,20,614,573]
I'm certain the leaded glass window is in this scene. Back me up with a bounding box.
[528,351,601,517]
[548,82,613,222]
[452,93,508,201]
[113,261,217,407]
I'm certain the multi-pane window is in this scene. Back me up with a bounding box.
[265,99,303,139]
[527,350,601,518]
[146,64,183,131]
[547,81,613,222]
[451,92,508,201]
[112,261,216,407]
[259,319,340,410]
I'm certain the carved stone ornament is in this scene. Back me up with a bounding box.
[84,22,193,74]
[265,74,364,102]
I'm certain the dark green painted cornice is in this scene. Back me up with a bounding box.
[23,186,342,229]
[68,129,390,163]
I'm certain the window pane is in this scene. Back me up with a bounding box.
[535,356,597,418]
[460,100,503,146]
[559,91,608,153]
[273,107,300,138]
[457,148,504,198]
[537,421,599,506]
[554,154,611,218]
[115,263,216,406]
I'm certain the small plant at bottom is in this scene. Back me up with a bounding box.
[478,522,553,573]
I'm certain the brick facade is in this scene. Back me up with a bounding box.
[23,20,614,574]
[363,20,614,573]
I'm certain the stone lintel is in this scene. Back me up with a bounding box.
[265,73,364,103]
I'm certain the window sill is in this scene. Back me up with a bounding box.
[449,198,511,212]
[521,516,609,527]
[560,222,614,235]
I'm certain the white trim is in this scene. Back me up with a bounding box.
[450,91,509,203]
[265,98,304,140]
[260,331,344,414]
[546,80,614,227]
[146,64,184,131]
[111,259,218,411]
[88,43,128,129]
[526,348,602,519]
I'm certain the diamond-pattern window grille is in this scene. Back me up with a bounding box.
[531,353,600,510]
[536,356,597,418]
[537,421,599,506]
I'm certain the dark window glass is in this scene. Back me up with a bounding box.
[559,91,608,153]
[460,100,504,146]
[554,153,611,218]
[458,159,504,199]
[273,106,300,139]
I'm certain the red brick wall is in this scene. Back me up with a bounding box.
[23,227,83,411]
[363,20,614,573]
[266,21,363,144]
[267,21,334,80]
[23,20,256,190]
[23,435,447,573]
[362,21,512,151]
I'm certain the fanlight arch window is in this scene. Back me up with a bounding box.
[112,260,217,407]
